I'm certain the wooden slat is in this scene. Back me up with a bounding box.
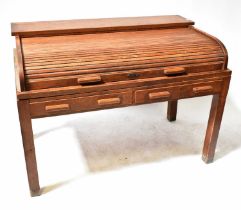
[11,15,194,36]
[21,28,205,51]
[25,56,224,79]
[25,52,223,72]
[22,29,202,53]
[24,46,222,69]
[24,44,220,65]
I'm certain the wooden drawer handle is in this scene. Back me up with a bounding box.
[193,85,213,94]
[148,91,171,100]
[164,67,186,76]
[97,98,121,106]
[77,75,101,84]
[45,104,70,112]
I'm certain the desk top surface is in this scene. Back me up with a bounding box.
[11,15,194,36]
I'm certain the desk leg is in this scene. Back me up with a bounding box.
[202,77,230,163]
[18,100,40,196]
[167,100,178,121]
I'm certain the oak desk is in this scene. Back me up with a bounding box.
[12,15,231,196]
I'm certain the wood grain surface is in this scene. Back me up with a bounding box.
[18,27,226,90]
[11,15,194,36]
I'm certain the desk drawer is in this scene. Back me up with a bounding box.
[134,80,222,104]
[30,89,132,117]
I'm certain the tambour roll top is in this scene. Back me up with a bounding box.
[12,15,228,93]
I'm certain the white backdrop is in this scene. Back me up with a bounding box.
[0,1,241,210]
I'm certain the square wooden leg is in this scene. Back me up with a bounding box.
[202,77,231,163]
[18,100,41,196]
[167,100,178,122]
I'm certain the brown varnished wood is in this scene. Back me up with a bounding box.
[45,103,70,112]
[29,79,223,119]
[20,27,225,92]
[15,36,26,91]
[24,43,219,62]
[202,76,231,163]
[12,16,231,196]
[14,49,21,91]
[17,70,231,100]
[148,91,171,100]
[28,76,227,104]
[193,27,228,69]
[97,97,121,106]
[26,62,224,90]
[11,15,194,36]
[17,100,40,196]
[167,100,178,122]
[163,66,186,76]
[77,74,102,84]
[25,61,224,83]
[193,85,213,94]
[134,79,223,104]
[30,89,132,118]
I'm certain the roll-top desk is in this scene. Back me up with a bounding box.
[12,15,231,196]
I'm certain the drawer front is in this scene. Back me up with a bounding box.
[134,80,222,104]
[30,89,132,118]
